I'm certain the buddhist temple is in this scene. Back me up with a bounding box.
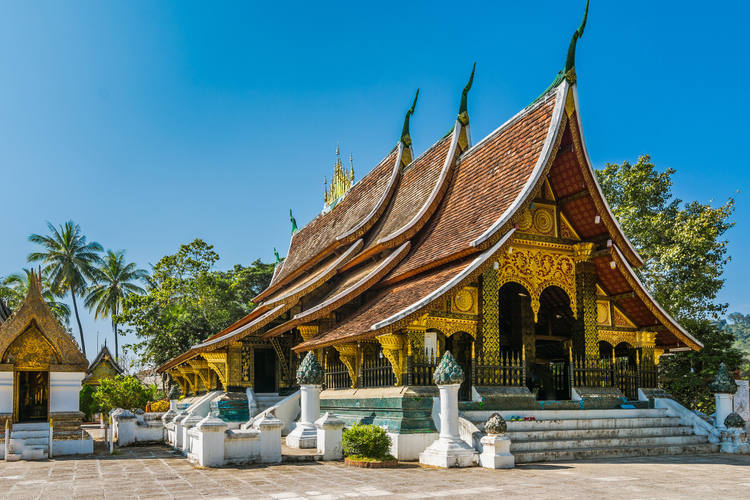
[0,270,92,459]
[83,344,124,386]
[158,0,704,459]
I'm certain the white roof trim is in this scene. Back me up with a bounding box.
[470,81,569,247]
[193,303,289,349]
[371,228,516,331]
[612,245,702,349]
[336,144,403,243]
[264,239,364,307]
[377,121,461,246]
[570,85,644,267]
[293,241,411,321]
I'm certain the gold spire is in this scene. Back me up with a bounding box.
[324,145,355,207]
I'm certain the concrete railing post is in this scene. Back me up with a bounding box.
[195,415,228,467]
[256,413,283,463]
[479,414,514,469]
[315,412,345,461]
[287,352,324,449]
[419,351,477,468]
[115,410,137,447]
[710,363,738,431]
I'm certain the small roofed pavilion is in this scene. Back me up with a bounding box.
[83,344,124,386]
[0,270,91,457]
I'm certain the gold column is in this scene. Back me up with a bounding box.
[573,242,598,358]
[480,266,500,363]
[227,342,244,389]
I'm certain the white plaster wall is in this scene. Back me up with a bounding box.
[52,437,93,456]
[49,372,85,413]
[388,432,439,461]
[0,371,12,414]
[134,423,165,442]
[224,430,261,463]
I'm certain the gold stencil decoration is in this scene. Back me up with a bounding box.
[518,210,533,232]
[533,208,554,235]
[496,241,577,322]
[596,300,611,326]
[451,287,478,315]
[2,322,59,369]
[613,306,636,328]
[0,270,87,371]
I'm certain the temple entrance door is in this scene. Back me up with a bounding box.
[534,286,575,400]
[253,349,277,393]
[445,332,473,401]
[16,370,49,422]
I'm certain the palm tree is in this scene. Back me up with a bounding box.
[85,250,148,359]
[3,269,72,326]
[28,221,103,356]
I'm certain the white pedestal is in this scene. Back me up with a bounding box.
[734,380,749,428]
[286,384,321,449]
[419,384,477,468]
[479,434,514,469]
[315,412,345,461]
[716,393,734,430]
[195,416,228,467]
[256,414,283,463]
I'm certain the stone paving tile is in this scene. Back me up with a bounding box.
[2,445,750,499]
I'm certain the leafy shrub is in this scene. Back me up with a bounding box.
[93,375,160,414]
[147,400,170,412]
[342,424,392,459]
[79,385,100,421]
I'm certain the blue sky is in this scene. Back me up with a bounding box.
[1,1,748,363]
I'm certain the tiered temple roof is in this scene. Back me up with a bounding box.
[158,1,700,374]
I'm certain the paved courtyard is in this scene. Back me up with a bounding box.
[1,446,749,499]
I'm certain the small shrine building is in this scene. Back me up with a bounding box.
[82,344,124,386]
[0,270,89,445]
[158,1,700,432]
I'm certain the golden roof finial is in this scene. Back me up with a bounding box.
[324,144,355,207]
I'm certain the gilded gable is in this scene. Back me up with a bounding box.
[0,271,88,371]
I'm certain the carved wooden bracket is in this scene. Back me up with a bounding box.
[202,352,228,391]
[334,343,360,388]
[377,333,405,386]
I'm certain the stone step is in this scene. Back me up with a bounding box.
[10,430,50,440]
[20,448,47,460]
[513,442,719,464]
[463,408,670,423]
[10,436,49,447]
[501,417,683,432]
[4,453,22,462]
[510,434,708,452]
[507,425,692,442]
[11,422,50,431]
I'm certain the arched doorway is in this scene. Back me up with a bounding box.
[498,282,534,391]
[445,331,473,401]
[534,286,575,400]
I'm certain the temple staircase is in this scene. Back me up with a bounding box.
[462,408,719,463]
[6,422,50,461]
[254,393,286,413]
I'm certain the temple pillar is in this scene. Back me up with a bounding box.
[636,331,657,365]
[227,342,243,391]
[573,243,598,358]
[520,294,535,375]
[480,266,500,364]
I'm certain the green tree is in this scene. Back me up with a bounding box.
[717,312,750,375]
[28,221,103,356]
[85,250,149,360]
[597,155,734,321]
[118,239,274,367]
[93,375,158,414]
[596,155,740,410]
[1,268,71,326]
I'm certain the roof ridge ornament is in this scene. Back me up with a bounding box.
[400,89,419,166]
[274,247,281,264]
[457,62,476,126]
[290,209,298,235]
[564,0,589,83]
